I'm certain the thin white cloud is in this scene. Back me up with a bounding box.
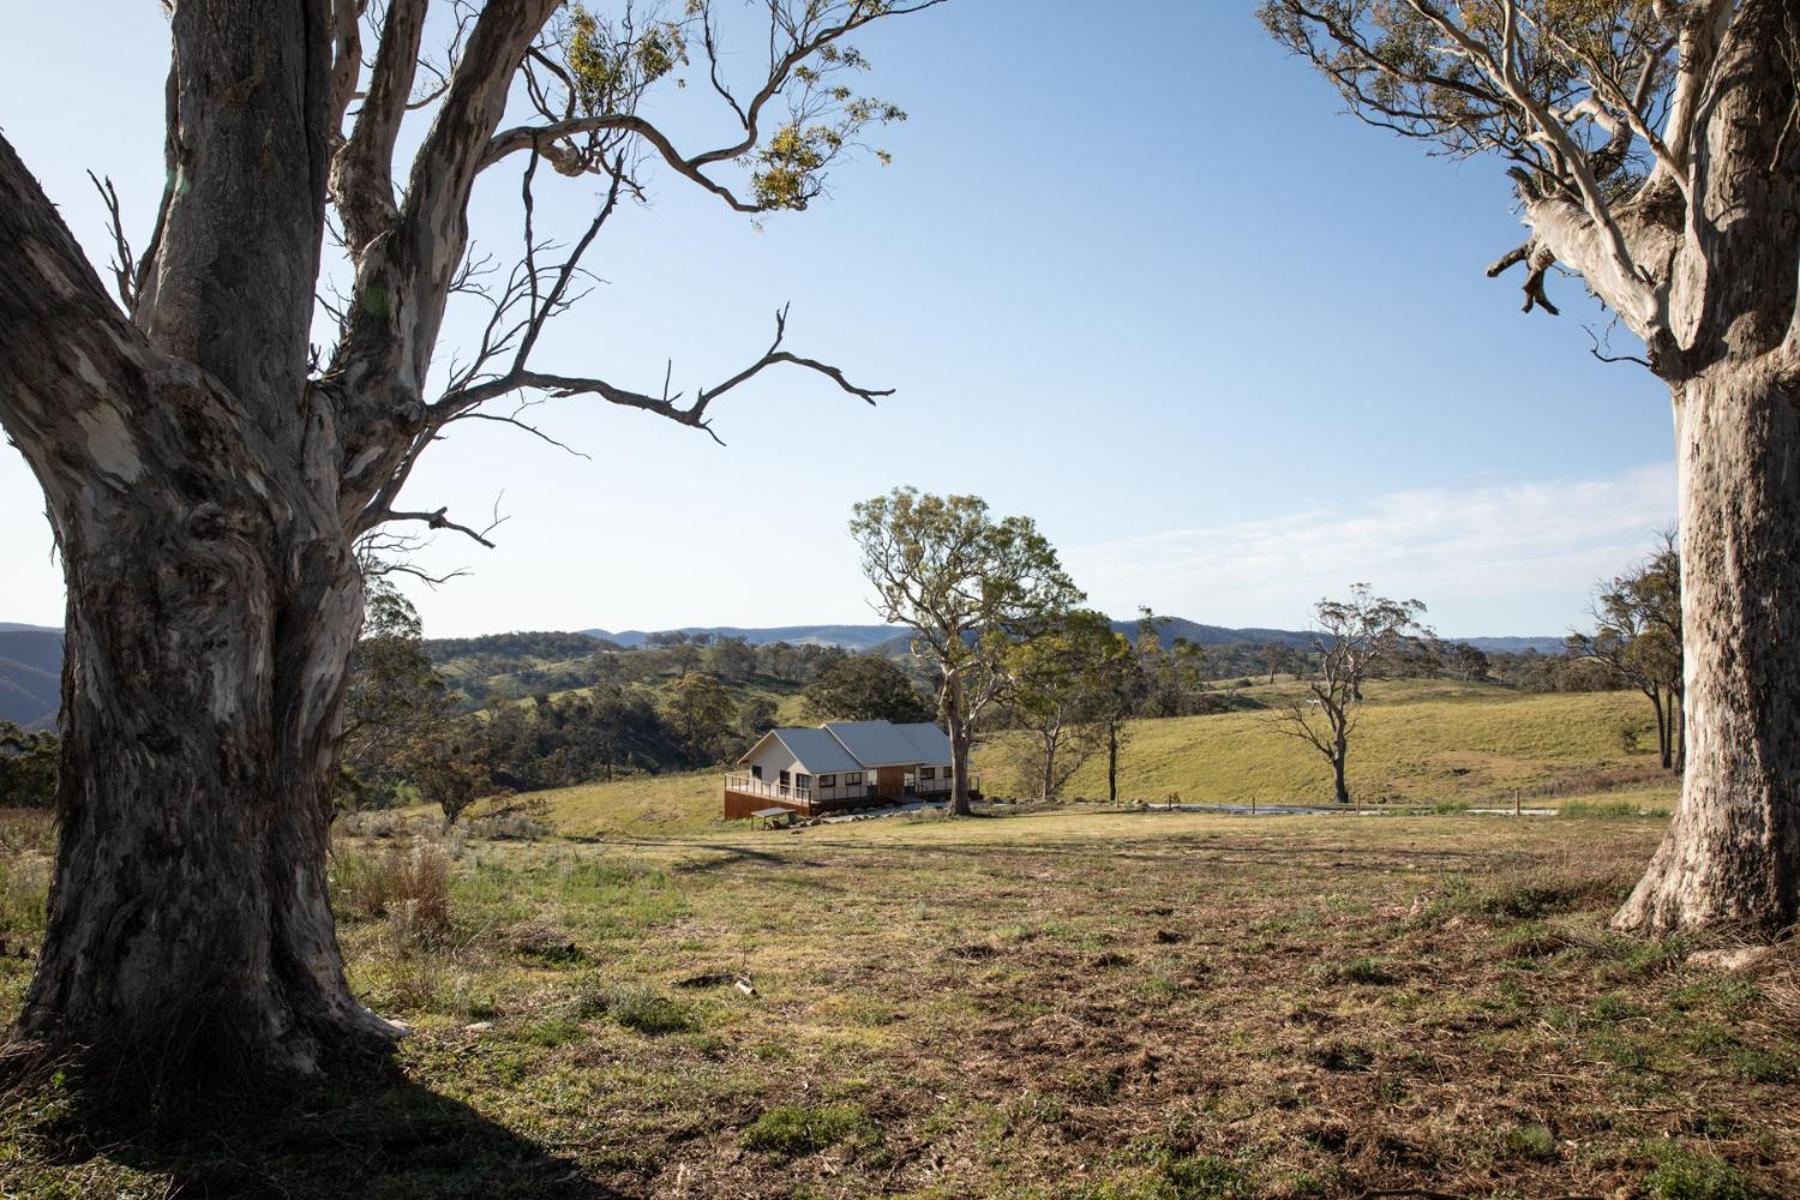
[1065,463,1676,635]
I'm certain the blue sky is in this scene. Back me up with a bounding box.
[0,1,1673,638]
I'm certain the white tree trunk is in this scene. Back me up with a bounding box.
[1615,365,1800,932]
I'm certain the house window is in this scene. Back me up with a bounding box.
[818,774,837,788]
[919,767,936,780]
[750,765,763,780]
[779,770,790,786]
[795,773,813,790]
[845,772,862,785]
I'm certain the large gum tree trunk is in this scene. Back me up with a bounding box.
[0,0,401,1074]
[1615,366,1800,933]
[21,458,393,1073]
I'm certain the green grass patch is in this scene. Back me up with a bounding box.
[1644,1146,1763,1200]
[739,1102,882,1158]
[577,982,697,1035]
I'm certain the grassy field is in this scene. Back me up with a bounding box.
[3,800,1795,1199]
[488,683,1680,841]
[0,686,1763,1199]
[1036,680,1676,809]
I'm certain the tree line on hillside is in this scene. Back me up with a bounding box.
[329,579,944,823]
[2,525,1689,831]
[431,630,867,706]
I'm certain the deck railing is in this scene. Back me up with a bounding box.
[723,773,813,802]
[724,771,975,802]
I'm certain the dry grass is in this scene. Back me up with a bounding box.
[1025,681,1680,808]
[2,799,1793,1199]
[487,684,1681,841]
[332,840,453,929]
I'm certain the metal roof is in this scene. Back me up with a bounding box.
[821,720,952,767]
[769,726,863,775]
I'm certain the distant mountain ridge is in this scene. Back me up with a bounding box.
[581,624,907,653]
[0,627,64,729]
[0,619,1570,729]
[579,620,1565,657]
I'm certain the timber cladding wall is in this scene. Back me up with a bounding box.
[723,790,807,821]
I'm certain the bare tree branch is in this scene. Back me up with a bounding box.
[429,304,890,448]
[375,502,507,550]
[84,171,138,313]
[330,0,428,258]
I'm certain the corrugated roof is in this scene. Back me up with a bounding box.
[770,727,862,775]
[822,720,952,767]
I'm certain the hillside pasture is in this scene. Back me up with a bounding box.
[495,684,1678,841]
[1002,681,1676,810]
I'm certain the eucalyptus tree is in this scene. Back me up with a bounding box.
[1262,0,1800,933]
[1004,609,1135,802]
[850,489,1083,815]
[1569,534,1684,770]
[1272,586,1428,807]
[801,653,935,724]
[0,0,943,1077]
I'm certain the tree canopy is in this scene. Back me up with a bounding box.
[850,488,1082,814]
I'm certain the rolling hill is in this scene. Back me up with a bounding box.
[491,679,1679,836]
[0,626,63,728]
[0,615,1567,729]
[580,624,905,651]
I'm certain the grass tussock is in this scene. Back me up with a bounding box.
[0,807,55,857]
[333,841,452,929]
[575,982,695,1035]
[0,855,50,938]
[0,808,54,942]
[1427,857,1638,924]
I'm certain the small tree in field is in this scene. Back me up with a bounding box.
[1272,586,1428,806]
[1004,610,1134,802]
[402,728,493,831]
[1261,0,1800,932]
[1568,534,1685,771]
[850,489,1082,815]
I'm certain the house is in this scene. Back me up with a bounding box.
[723,719,960,819]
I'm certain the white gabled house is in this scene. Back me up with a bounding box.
[724,719,959,818]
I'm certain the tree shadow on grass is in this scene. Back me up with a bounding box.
[9,1058,625,1200]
